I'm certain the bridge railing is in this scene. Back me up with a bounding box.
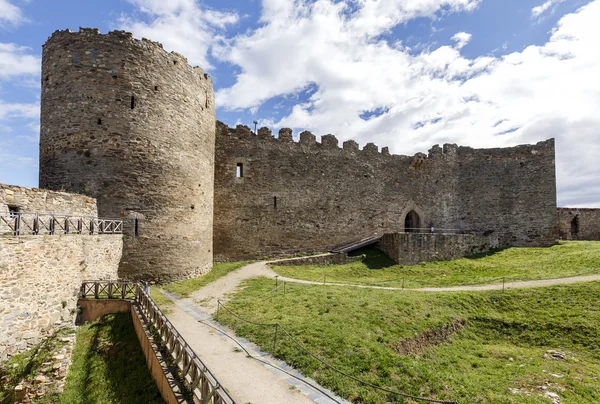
[0,213,123,236]
[79,281,235,404]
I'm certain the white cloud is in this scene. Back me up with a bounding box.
[118,0,239,68]
[0,0,27,28]
[451,31,472,49]
[531,0,566,19]
[0,101,38,120]
[214,0,600,207]
[0,43,40,79]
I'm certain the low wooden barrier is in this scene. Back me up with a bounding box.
[79,281,235,404]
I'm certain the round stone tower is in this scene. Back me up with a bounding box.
[39,28,215,282]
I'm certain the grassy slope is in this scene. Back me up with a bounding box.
[271,241,600,287]
[60,312,163,404]
[218,278,600,404]
[0,329,74,403]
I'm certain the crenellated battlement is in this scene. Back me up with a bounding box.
[44,27,209,80]
[216,121,552,164]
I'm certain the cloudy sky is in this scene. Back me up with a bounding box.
[0,0,598,207]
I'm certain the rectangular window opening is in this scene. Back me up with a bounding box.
[236,163,243,178]
[134,218,139,237]
[273,196,277,208]
[131,95,135,109]
[8,205,19,218]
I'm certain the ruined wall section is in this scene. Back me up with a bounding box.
[213,123,458,260]
[39,28,215,282]
[557,208,600,240]
[0,184,97,217]
[455,139,557,246]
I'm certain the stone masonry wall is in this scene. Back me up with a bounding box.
[0,235,122,361]
[456,140,557,247]
[39,28,215,282]
[557,208,600,240]
[213,121,557,261]
[377,232,494,265]
[0,183,97,217]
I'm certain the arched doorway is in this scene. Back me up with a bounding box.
[570,215,579,239]
[404,210,420,232]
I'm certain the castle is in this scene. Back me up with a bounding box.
[33,28,560,282]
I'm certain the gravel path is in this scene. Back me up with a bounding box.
[165,303,318,404]
[191,260,600,309]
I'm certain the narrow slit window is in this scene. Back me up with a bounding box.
[154,86,159,91]
[236,163,243,178]
[273,196,277,208]
[97,118,102,125]
[134,218,139,237]
[130,95,135,109]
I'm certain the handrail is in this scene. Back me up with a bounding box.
[79,281,235,404]
[0,212,123,236]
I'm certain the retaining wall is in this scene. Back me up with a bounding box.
[378,232,494,265]
[0,235,122,361]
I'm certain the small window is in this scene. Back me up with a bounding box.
[236,163,243,178]
[173,60,178,65]
[8,205,19,218]
[97,118,102,125]
[131,95,135,109]
[154,86,159,91]
[134,218,139,237]
[273,196,277,208]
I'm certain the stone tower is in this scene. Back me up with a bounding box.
[39,28,215,282]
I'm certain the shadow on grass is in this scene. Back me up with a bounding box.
[62,312,163,404]
[349,247,396,270]
[463,247,508,261]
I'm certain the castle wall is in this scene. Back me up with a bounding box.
[557,208,600,240]
[213,123,458,260]
[455,139,557,247]
[38,28,215,282]
[0,183,97,217]
[0,235,122,361]
[213,123,556,261]
[377,232,494,266]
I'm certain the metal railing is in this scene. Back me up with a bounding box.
[0,213,123,236]
[79,281,235,404]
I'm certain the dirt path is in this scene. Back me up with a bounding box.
[190,255,331,312]
[191,260,600,310]
[166,304,317,404]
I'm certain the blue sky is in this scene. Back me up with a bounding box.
[1,0,599,206]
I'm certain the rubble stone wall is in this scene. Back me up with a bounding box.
[0,183,97,217]
[39,28,215,282]
[0,235,122,361]
[213,121,557,260]
[557,208,600,240]
[377,232,494,265]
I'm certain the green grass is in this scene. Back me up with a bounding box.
[271,241,600,287]
[0,328,74,403]
[149,286,173,314]
[60,312,163,404]
[217,278,600,404]
[161,261,252,298]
